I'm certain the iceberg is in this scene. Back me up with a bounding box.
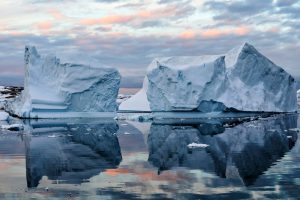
[120,43,297,112]
[5,46,121,118]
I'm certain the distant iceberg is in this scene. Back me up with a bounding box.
[5,46,121,118]
[120,43,297,113]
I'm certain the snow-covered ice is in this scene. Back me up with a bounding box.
[187,142,209,148]
[1,124,24,131]
[0,111,9,121]
[119,78,150,111]
[5,46,121,118]
[120,43,297,113]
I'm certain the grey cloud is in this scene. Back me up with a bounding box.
[276,0,299,7]
[0,26,299,88]
[204,0,273,22]
[206,0,273,14]
[136,21,166,28]
[276,5,300,18]
[157,0,190,4]
[94,0,121,2]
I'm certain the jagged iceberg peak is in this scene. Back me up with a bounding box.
[5,46,121,118]
[120,42,297,112]
[24,46,40,65]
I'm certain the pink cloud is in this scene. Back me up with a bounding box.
[36,21,52,31]
[48,9,66,20]
[234,26,250,36]
[200,26,250,38]
[81,15,134,25]
[179,30,197,39]
[80,5,187,26]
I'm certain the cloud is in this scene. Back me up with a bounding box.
[275,0,299,7]
[179,26,250,39]
[94,0,120,2]
[48,8,66,20]
[157,0,190,4]
[205,0,273,15]
[36,21,52,31]
[80,2,195,26]
[179,30,196,39]
[81,15,133,25]
[0,0,299,88]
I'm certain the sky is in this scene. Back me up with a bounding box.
[0,0,299,87]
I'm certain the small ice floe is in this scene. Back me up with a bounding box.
[121,123,128,126]
[67,134,73,137]
[47,135,57,138]
[287,136,292,139]
[289,128,300,132]
[86,128,92,131]
[71,127,78,131]
[187,142,209,149]
[1,124,24,131]
[223,123,230,128]
[124,132,131,135]
[247,124,258,128]
[115,113,153,122]
[268,129,276,132]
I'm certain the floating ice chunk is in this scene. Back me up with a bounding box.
[187,142,209,148]
[1,124,24,131]
[289,128,300,132]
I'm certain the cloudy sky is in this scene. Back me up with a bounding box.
[0,0,299,87]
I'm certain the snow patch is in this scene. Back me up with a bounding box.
[0,111,9,121]
[187,142,209,148]
[1,124,24,131]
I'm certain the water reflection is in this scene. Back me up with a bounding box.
[24,120,121,187]
[148,114,298,186]
[0,114,299,199]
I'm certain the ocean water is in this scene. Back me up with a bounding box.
[0,114,299,200]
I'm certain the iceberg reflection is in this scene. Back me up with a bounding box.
[24,120,121,187]
[148,114,298,186]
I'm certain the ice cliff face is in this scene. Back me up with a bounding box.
[5,46,121,118]
[120,43,297,112]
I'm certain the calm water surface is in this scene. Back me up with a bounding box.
[0,114,299,200]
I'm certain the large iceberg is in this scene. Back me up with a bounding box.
[120,43,297,112]
[5,46,121,118]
